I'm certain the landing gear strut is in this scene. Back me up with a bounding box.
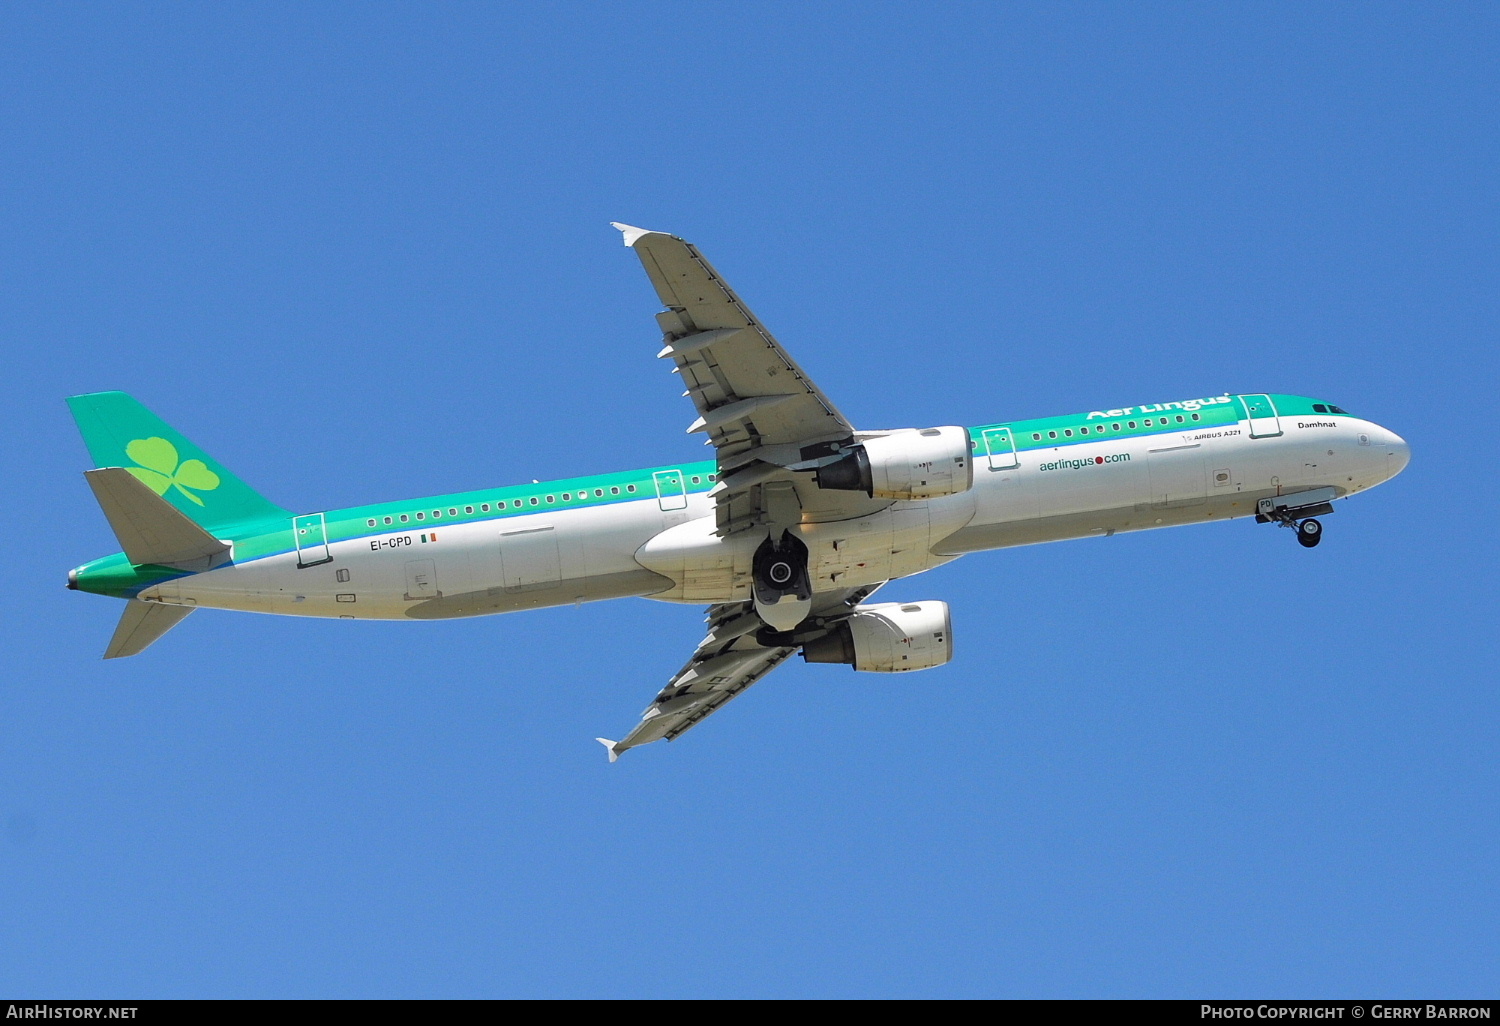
[1257,494,1333,550]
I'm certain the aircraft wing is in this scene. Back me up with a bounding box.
[596,585,882,760]
[613,224,889,535]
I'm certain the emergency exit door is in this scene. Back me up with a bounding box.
[653,469,688,511]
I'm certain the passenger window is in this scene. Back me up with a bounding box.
[432,511,440,519]
[1048,431,1057,439]
[383,516,393,525]
[1175,415,1184,423]
[416,512,425,520]
[610,487,619,495]
[367,519,376,527]
[448,508,457,516]
[530,497,538,506]
[691,476,700,484]
[595,489,603,497]
[1032,433,1041,441]
[1191,413,1200,421]
[399,514,409,523]
[465,506,474,514]
[1112,423,1121,431]
[1064,429,1073,437]
[481,504,489,512]
[627,485,636,492]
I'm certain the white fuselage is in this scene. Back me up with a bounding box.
[136,414,1408,621]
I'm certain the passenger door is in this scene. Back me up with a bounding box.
[1239,394,1283,439]
[293,513,331,568]
[982,428,1019,471]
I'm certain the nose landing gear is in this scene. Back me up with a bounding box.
[1256,492,1334,550]
[1296,517,1323,548]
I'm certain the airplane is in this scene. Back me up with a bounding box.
[66,223,1411,760]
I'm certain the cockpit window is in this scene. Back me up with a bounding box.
[1314,403,1350,415]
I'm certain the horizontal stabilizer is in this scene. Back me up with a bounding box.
[104,601,194,659]
[84,468,231,567]
[595,737,621,763]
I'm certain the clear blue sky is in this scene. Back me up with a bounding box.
[4,2,1496,998]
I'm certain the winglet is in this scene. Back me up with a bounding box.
[595,737,621,763]
[609,222,657,248]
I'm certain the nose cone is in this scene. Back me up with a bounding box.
[1383,428,1410,479]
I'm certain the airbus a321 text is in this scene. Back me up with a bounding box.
[67,224,1410,759]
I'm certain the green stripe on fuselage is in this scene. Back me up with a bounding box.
[71,393,1351,598]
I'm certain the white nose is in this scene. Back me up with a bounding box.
[1383,429,1410,478]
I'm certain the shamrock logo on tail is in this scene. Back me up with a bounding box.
[125,437,221,506]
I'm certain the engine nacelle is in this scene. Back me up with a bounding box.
[815,427,973,499]
[801,600,953,672]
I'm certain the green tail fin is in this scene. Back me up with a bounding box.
[67,391,290,530]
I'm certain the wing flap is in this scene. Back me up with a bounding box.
[597,586,886,760]
[613,223,891,534]
[608,638,797,757]
[614,225,853,450]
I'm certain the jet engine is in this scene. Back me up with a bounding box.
[814,427,973,500]
[801,600,952,672]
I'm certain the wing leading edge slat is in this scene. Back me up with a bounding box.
[612,223,889,536]
[596,586,885,761]
[600,224,895,758]
[596,601,793,759]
